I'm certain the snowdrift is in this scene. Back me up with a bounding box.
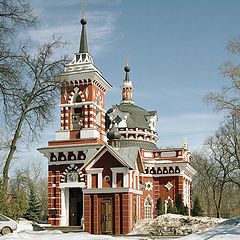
[130,214,225,236]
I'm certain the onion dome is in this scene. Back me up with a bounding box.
[107,121,121,140]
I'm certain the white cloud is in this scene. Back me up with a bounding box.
[27,10,121,58]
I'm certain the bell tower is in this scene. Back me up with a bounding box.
[57,16,112,143]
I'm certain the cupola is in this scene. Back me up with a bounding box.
[121,64,134,104]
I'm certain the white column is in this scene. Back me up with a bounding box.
[123,169,129,187]
[60,188,67,226]
[136,173,139,190]
[133,171,136,189]
[112,172,116,188]
[66,188,69,226]
[87,174,91,188]
[129,171,133,188]
[98,173,102,188]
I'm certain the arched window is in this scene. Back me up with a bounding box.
[144,195,153,219]
[71,94,82,130]
[75,95,82,103]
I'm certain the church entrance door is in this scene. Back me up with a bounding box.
[69,188,83,226]
[100,198,113,234]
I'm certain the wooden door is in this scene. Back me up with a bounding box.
[100,199,113,234]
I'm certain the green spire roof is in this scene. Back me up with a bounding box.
[79,17,88,53]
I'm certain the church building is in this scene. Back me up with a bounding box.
[38,15,196,235]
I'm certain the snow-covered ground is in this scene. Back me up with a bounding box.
[130,214,226,236]
[1,215,240,240]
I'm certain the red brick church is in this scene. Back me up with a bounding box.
[38,15,196,235]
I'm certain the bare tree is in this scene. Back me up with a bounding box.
[0,0,37,95]
[205,36,240,117]
[206,132,235,218]
[192,151,214,216]
[193,115,240,218]
[205,36,240,190]
[1,38,67,193]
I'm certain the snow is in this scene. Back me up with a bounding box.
[130,214,226,236]
[180,216,240,240]
[1,231,144,240]
[1,216,239,240]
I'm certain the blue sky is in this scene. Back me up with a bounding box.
[15,0,240,168]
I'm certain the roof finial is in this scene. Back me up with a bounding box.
[124,54,130,82]
[79,2,88,53]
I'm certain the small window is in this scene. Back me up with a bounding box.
[104,175,110,182]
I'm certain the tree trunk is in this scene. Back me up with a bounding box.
[2,111,26,194]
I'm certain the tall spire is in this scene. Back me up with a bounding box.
[121,63,134,104]
[79,17,88,53]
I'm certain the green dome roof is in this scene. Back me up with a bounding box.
[106,103,156,130]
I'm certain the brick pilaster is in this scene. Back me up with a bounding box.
[122,193,132,234]
[84,194,91,233]
[114,194,120,235]
[93,194,98,234]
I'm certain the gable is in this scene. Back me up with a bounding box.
[92,151,124,169]
[81,145,133,171]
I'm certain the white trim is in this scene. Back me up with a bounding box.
[60,101,106,113]
[48,160,85,166]
[133,171,136,189]
[83,145,132,171]
[83,187,143,195]
[98,172,102,188]
[60,188,67,226]
[84,147,107,170]
[87,173,91,189]
[123,170,129,188]
[129,170,133,188]
[59,182,86,189]
[86,168,103,174]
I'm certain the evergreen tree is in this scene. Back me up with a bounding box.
[167,201,177,214]
[24,189,42,222]
[0,186,10,216]
[192,196,203,216]
[11,188,29,220]
[175,193,185,215]
[156,197,164,215]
